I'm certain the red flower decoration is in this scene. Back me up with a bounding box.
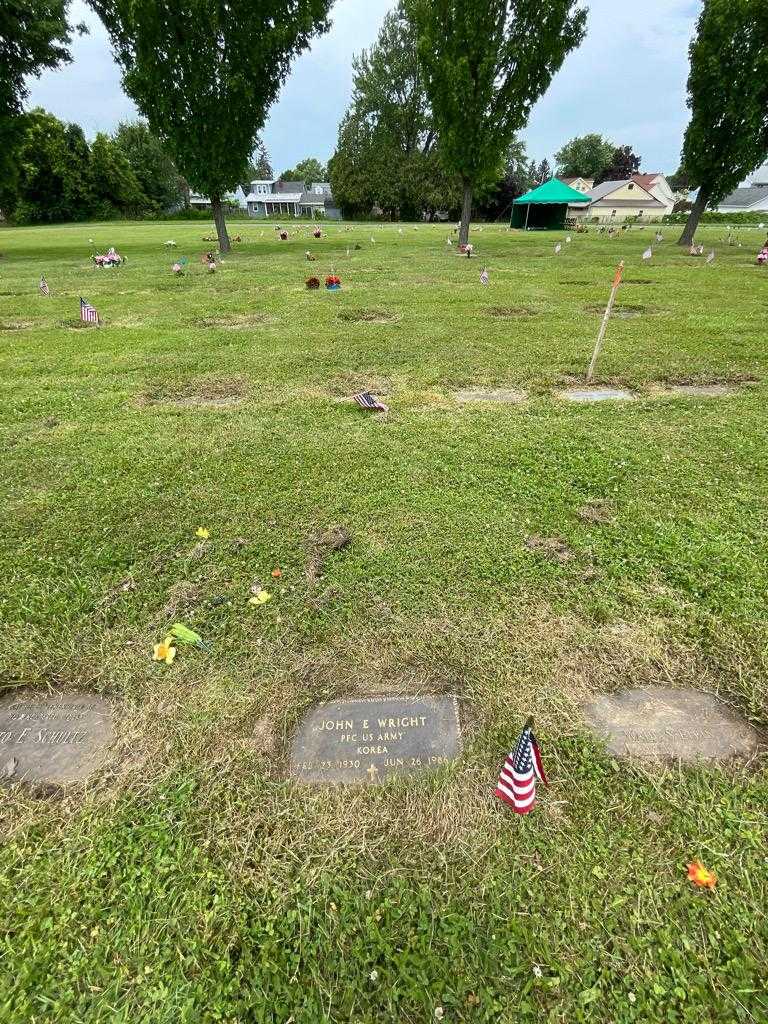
[325,275,341,287]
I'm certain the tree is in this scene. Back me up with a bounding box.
[88,0,334,251]
[90,132,148,216]
[533,158,552,185]
[475,136,534,220]
[112,121,187,212]
[594,145,641,185]
[668,164,691,195]
[555,133,614,180]
[406,0,586,244]
[0,1,83,199]
[279,157,327,183]
[677,0,768,246]
[329,3,459,220]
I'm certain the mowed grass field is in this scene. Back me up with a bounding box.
[1,219,767,1023]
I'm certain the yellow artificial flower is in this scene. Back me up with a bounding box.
[152,637,177,665]
[248,591,272,606]
[195,527,210,539]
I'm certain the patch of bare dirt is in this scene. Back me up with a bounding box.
[195,313,271,328]
[584,303,651,319]
[0,320,34,331]
[623,279,655,285]
[577,502,614,525]
[337,309,398,324]
[525,535,576,563]
[306,525,351,586]
[486,306,537,318]
[161,581,201,618]
[138,375,248,409]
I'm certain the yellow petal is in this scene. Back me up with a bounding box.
[195,527,210,539]
[165,646,177,665]
[248,591,272,606]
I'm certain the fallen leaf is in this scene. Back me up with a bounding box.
[687,861,717,889]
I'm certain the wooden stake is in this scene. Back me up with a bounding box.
[586,261,624,382]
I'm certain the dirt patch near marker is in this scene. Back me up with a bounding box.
[623,279,655,286]
[486,306,537,318]
[0,320,34,331]
[577,502,614,525]
[138,375,248,409]
[665,384,735,398]
[337,309,398,324]
[306,525,351,586]
[455,388,527,404]
[195,313,271,328]
[525,535,576,563]
[60,319,99,330]
[584,303,650,319]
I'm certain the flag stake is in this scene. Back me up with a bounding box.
[586,261,623,382]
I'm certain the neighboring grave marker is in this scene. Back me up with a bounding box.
[583,686,759,763]
[290,695,462,784]
[0,692,115,786]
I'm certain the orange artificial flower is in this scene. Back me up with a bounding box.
[271,567,282,578]
[687,861,717,889]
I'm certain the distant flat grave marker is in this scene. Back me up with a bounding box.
[582,686,759,763]
[561,387,636,403]
[0,692,115,786]
[290,695,462,784]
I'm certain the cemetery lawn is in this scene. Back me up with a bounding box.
[2,219,768,1024]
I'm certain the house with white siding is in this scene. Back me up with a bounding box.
[245,179,341,219]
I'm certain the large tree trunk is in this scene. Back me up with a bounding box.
[677,186,710,246]
[459,181,473,246]
[211,194,231,253]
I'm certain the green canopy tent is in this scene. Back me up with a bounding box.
[511,178,591,230]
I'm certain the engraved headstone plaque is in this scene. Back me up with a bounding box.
[0,692,115,785]
[290,695,462,784]
[583,686,759,763]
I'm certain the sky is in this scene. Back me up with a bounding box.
[26,0,702,176]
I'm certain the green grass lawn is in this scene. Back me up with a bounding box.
[1,218,767,1023]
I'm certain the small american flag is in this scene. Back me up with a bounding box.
[554,243,562,255]
[642,246,653,261]
[39,275,50,296]
[494,719,548,815]
[80,297,99,324]
[706,250,715,264]
[353,391,388,413]
[480,267,489,286]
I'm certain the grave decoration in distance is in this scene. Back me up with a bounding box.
[582,686,760,763]
[290,695,462,784]
[0,692,115,786]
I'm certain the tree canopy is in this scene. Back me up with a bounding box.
[279,158,327,183]
[594,145,641,185]
[87,0,334,250]
[0,1,83,191]
[406,0,587,243]
[328,3,459,220]
[555,134,614,180]
[112,121,187,213]
[678,0,768,244]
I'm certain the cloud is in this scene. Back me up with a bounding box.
[25,0,698,175]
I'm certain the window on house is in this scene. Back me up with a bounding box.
[628,183,634,190]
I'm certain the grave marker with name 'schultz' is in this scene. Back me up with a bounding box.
[290,695,462,784]
[0,692,115,786]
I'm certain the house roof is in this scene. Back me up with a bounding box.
[514,178,591,205]
[632,174,659,190]
[274,180,306,193]
[718,186,768,209]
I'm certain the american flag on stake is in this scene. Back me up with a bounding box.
[554,243,562,255]
[80,297,99,324]
[480,267,489,286]
[39,275,50,296]
[706,250,716,264]
[353,391,388,414]
[642,246,653,261]
[494,718,548,815]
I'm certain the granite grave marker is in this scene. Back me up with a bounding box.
[583,686,759,763]
[290,695,462,784]
[0,692,115,786]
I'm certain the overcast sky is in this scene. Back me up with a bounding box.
[26,0,701,176]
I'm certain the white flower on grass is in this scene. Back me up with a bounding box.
[628,993,636,1004]
[532,965,543,979]
[434,1009,444,1021]
[369,970,378,982]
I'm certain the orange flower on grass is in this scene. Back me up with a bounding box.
[687,861,717,889]
[271,567,282,578]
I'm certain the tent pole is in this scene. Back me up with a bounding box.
[524,204,531,230]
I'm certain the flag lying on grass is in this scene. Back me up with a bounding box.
[642,246,653,261]
[480,267,489,286]
[39,275,50,296]
[353,391,388,414]
[494,718,548,815]
[80,297,99,324]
